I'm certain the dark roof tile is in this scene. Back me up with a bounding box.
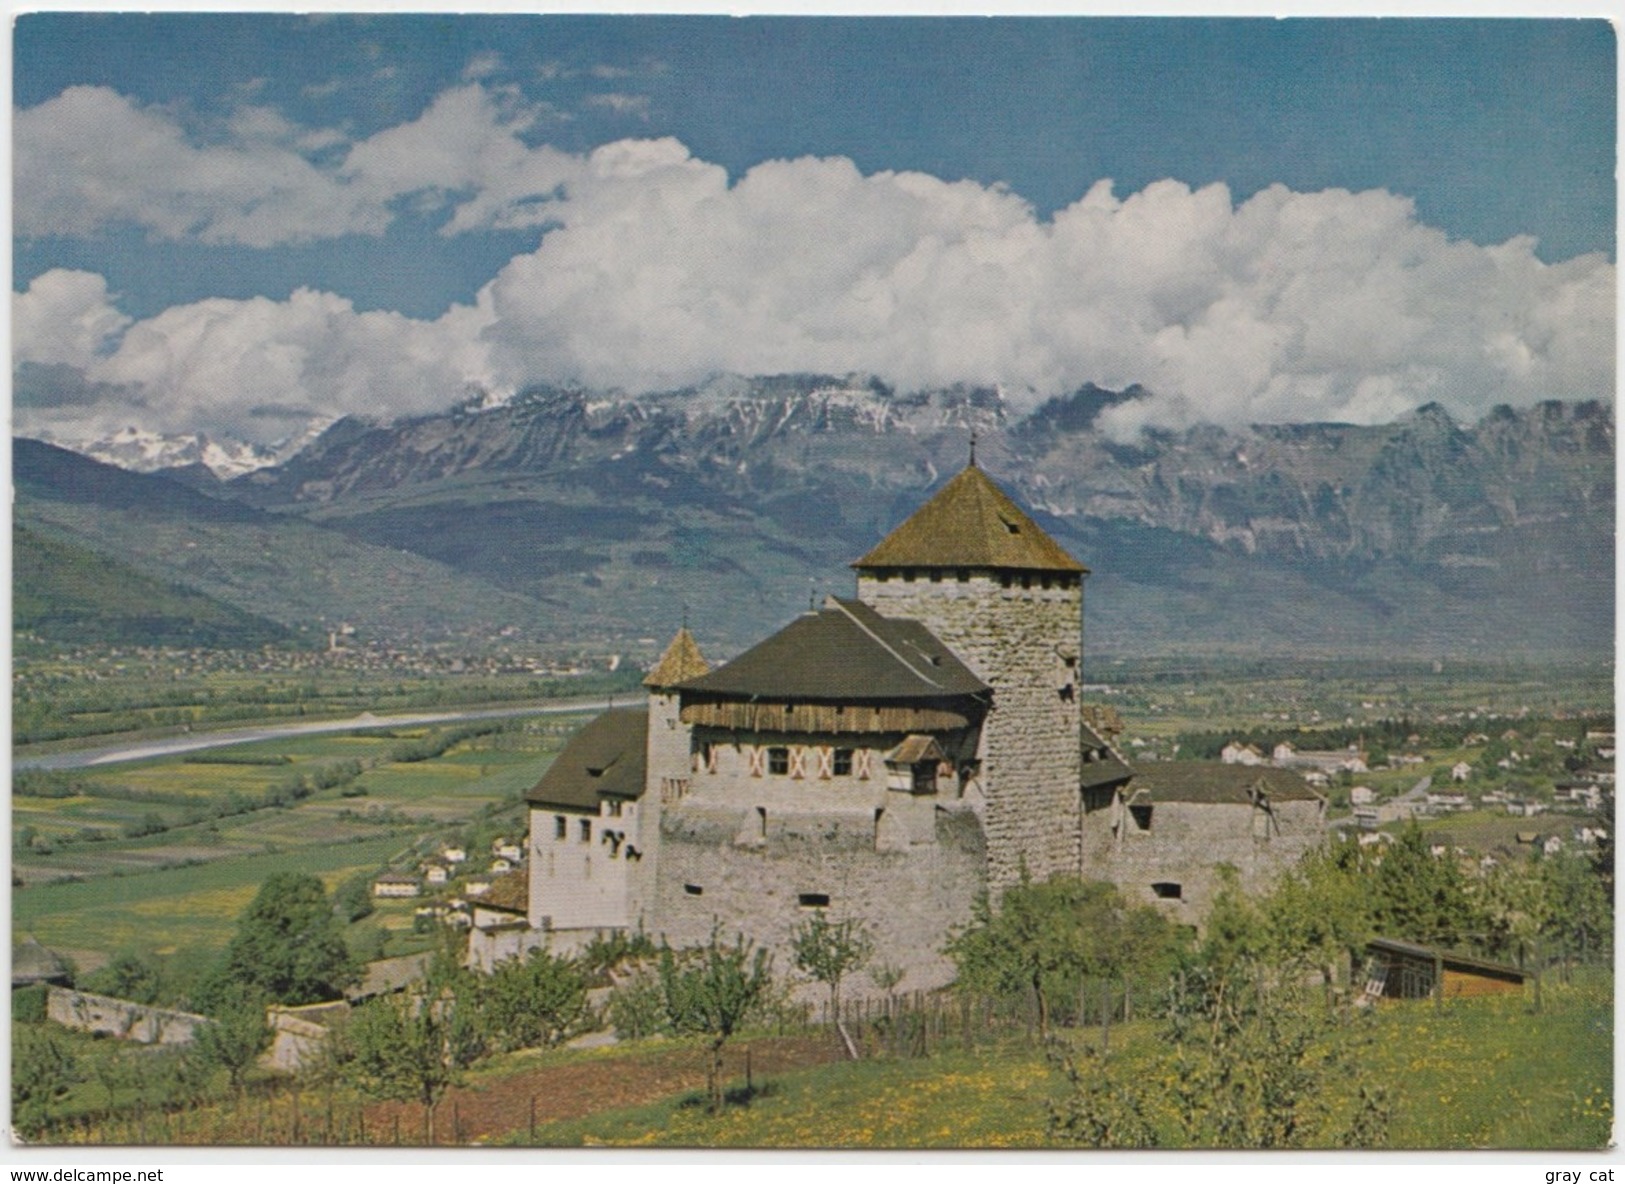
[526,708,649,809]
[1130,762,1322,804]
[678,598,987,702]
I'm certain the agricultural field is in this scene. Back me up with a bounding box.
[12,712,591,970]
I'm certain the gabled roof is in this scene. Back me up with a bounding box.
[677,597,988,703]
[12,935,71,986]
[1128,762,1322,804]
[853,464,1086,573]
[478,871,529,915]
[1080,721,1135,791]
[526,707,649,809]
[644,627,710,688]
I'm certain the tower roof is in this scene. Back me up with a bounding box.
[852,464,1086,573]
[643,627,710,688]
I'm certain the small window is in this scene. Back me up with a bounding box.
[1000,573,1014,589]
[912,763,937,794]
[833,748,854,776]
[1041,575,1052,590]
[757,806,767,838]
[768,747,790,775]
[1129,804,1153,832]
[554,815,567,840]
[1020,574,1032,590]
[605,799,624,817]
[1152,882,1183,900]
[579,818,592,843]
[798,893,831,909]
[684,883,704,897]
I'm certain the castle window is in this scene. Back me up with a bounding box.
[1020,574,1032,590]
[1129,804,1153,832]
[768,747,790,775]
[685,883,703,897]
[604,799,624,818]
[1000,573,1013,589]
[554,815,567,840]
[833,748,854,776]
[912,763,937,794]
[757,806,767,838]
[1041,575,1053,590]
[579,819,592,843]
[1003,519,1021,534]
[798,893,831,909]
[1152,882,1183,900]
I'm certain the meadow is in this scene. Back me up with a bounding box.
[504,973,1612,1150]
[12,713,590,970]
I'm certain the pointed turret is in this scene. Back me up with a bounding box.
[853,465,1085,575]
[643,627,710,689]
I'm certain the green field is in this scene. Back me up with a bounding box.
[12,714,586,968]
[509,974,1612,1150]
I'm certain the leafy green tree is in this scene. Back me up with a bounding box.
[333,870,376,923]
[341,967,483,1143]
[80,950,163,1005]
[948,875,1176,1039]
[1265,843,1374,994]
[790,912,872,1059]
[479,949,591,1052]
[207,872,360,1007]
[1370,825,1482,947]
[658,928,773,1113]
[193,981,272,1093]
[12,1026,80,1136]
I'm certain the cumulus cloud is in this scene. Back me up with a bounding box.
[14,81,1614,437]
[14,270,132,368]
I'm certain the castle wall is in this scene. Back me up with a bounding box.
[651,801,985,993]
[527,801,639,931]
[1081,797,1327,921]
[857,571,1082,891]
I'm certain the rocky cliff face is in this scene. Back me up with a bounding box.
[23,377,1616,659]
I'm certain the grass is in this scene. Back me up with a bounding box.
[508,973,1612,1150]
[12,833,411,957]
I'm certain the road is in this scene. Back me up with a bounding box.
[13,698,615,771]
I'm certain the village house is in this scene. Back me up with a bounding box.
[1450,761,1473,782]
[1350,785,1378,807]
[479,463,1325,989]
[372,871,421,898]
[1220,741,1267,766]
[1271,743,1368,775]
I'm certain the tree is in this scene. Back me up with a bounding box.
[479,949,591,1052]
[333,870,376,924]
[658,928,773,1113]
[946,875,1172,1040]
[210,872,359,1007]
[1370,825,1482,947]
[12,1026,80,1137]
[790,912,871,1059]
[80,949,163,1005]
[1264,843,1374,995]
[193,981,272,1093]
[341,966,483,1143]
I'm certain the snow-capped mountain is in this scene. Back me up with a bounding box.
[48,421,332,478]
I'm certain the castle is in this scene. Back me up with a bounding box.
[471,463,1325,988]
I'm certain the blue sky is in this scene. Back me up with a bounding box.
[12,15,1616,443]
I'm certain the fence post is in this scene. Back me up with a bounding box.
[530,1096,537,1144]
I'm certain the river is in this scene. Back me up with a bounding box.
[13,698,616,771]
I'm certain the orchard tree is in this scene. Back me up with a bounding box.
[658,928,773,1113]
[790,912,872,1059]
[193,981,272,1093]
[479,949,591,1052]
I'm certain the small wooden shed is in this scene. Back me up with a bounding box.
[1361,937,1528,1001]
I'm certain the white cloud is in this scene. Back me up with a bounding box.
[15,82,1614,436]
[13,270,132,369]
[584,92,651,120]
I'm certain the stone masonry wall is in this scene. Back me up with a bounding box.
[651,801,985,994]
[47,988,208,1045]
[858,572,1083,892]
[1082,797,1327,922]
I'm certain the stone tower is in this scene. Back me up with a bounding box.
[852,463,1087,890]
[638,626,709,925]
